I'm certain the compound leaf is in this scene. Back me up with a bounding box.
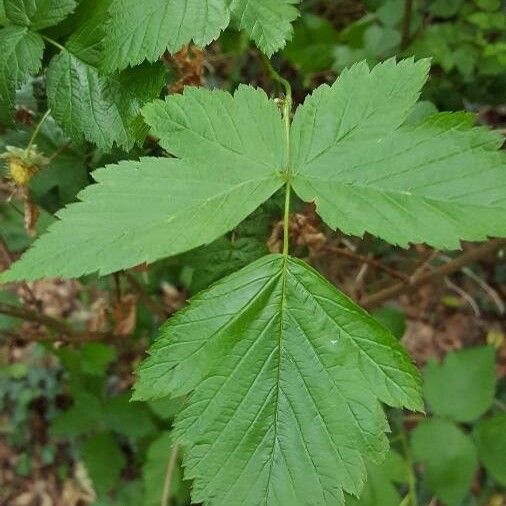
[1,86,285,281]
[291,58,506,249]
[134,254,421,505]
[101,0,230,72]
[0,26,44,120]
[423,346,496,422]
[228,0,300,56]
[4,0,77,30]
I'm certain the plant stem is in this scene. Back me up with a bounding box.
[161,443,179,506]
[396,417,418,506]
[401,0,414,49]
[26,109,52,152]
[40,34,65,52]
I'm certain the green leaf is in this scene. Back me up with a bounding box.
[0,26,44,120]
[283,14,337,75]
[180,237,268,292]
[229,0,300,56]
[51,392,102,437]
[104,394,157,439]
[423,346,496,422]
[101,0,230,72]
[412,418,478,506]
[290,58,506,249]
[46,50,165,150]
[473,414,506,485]
[346,450,406,506]
[81,432,126,496]
[1,86,284,282]
[4,0,77,30]
[80,343,117,377]
[134,254,421,505]
[143,432,186,506]
[372,307,406,340]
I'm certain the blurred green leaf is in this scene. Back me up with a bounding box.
[412,418,478,506]
[81,432,125,496]
[104,393,157,439]
[143,432,187,506]
[372,306,406,339]
[51,392,102,437]
[474,414,506,486]
[423,346,496,422]
[346,450,407,505]
[284,14,337,74]
[80,343,117,377]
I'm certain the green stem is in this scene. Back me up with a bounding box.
[26,108,52,152]
[398,420,418,506]
[40,34,66,52]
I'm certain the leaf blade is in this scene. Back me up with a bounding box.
[290,58,506,248]
[101,0,230,72]
[134,254,421,505]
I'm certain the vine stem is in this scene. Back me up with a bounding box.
[27,109,52,152]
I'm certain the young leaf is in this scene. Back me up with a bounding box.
[101,0,230,72]
[412,418,478,506]
[0,26,44,120]
[134,254,421,505]
[4,0,77,30]
[0,86,284,281]
[473,414,506,486]
[423,346,496,422]
[290,58,506,249]
[228,0,300,56]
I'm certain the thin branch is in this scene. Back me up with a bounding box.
[0,302,110,342]
[361,239,506,309]
[325,245,408,281]
[161,443,179,506]
[124,272,167,321]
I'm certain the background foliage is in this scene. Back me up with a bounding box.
[0,0,505,505]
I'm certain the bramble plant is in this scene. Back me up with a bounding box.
[1,1,506,505]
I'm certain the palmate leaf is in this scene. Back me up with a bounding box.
[290,58,506,249]
[0,86,284,281]
[134,254,421,505]
[101,0,300,72]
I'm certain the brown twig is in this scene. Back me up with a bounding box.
[0,302,111,342]
[361,239,506,309]
[325,244,409,281]
[401,0,414,49]
[124,271,167,321]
